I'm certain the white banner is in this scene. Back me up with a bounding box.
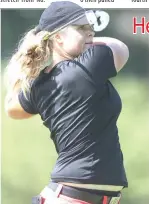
[0,0,149,9]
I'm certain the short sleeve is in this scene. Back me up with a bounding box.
[18,88,38,114]
[76,44,117,83]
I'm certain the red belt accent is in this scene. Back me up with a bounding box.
[41,197,45,204]
[103,196,108,204]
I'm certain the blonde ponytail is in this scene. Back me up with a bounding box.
[5,27,53,95]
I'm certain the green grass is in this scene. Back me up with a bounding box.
[1,76,149,204]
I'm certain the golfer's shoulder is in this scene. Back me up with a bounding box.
[75,44,116,72]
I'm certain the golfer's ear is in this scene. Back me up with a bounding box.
[54,33,63,44]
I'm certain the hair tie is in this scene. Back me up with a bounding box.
[43,34,50,41]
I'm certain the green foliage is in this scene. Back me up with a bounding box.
[1,76,149,204]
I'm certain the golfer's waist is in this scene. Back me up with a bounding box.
[59,182,124,191]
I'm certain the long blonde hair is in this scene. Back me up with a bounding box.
[5,24,80,96]
[5,26,54,95]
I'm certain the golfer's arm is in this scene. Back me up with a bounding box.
[93,37,129,72]
[5,90,34,120]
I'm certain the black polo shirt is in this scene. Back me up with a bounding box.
[18,45,128,187]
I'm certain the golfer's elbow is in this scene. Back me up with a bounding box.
[110,41,129,72]
[93,37,129,72]
[5,108,20,119]
[5,101,33,120]
[5,104,23,119]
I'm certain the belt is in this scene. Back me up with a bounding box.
[47,182,121,204]
[60,182,124,191]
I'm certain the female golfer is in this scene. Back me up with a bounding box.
[5,1,129,204]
